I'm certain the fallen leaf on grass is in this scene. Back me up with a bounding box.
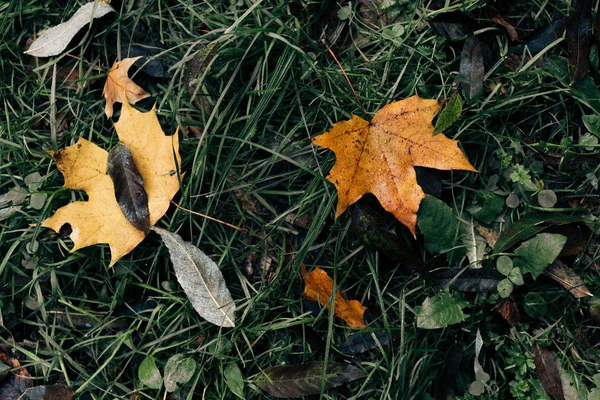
[338,331,396,355]
[22,384,73,400]
[312,95,476,236]
[43,97,181,266]
[25,2,114,57]
[153,227,236,327]
[485,6,519,41]
[103,57,150,118]
[255,361,366,398]
[459,35,485,102]
[416,291,469,329]
[302,266,367,328]
[567,0,593,82]
[545,260,593,299]
[532,345,564,400]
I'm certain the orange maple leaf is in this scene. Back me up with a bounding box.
[103,56,150,118]
[312,95,477,236]
[43,97,181,266]
[302,266,367,328]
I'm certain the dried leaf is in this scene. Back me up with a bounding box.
[433,344,463,400]
[22,384,73,400]
[459,35,485,102]
[545,260,593,299]
[338,331,396,355]
[532,345,565,400]
[103,57,150,118]
[152,227,235,327]
[302,266,366,328]
[312,95,476,236]
[43,97,181,266]
[25,2,114,57]
[485,6,519,41]
[497,297,521,325]
[461,217,487,269]
[428,267,504,292]
[567,0,593,82]
[107,143,150,233]
[164,354,196,392]
[255,361,366,398]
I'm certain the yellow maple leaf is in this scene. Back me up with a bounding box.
[312,95,477,236]
[302,266,367,328]
[103,56,150,118]
[43,97,181,266]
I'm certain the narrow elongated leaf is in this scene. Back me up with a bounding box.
[428,267,504,292]
[567,0,593,82]
[545,260,592,298]
[255,361,366,398]
[416,292,469,329]
[152,227,235,327]
[25,2,114,57]
[459,35,484,102]
[338,331,396,355]
[107,143,150,233]
[433,93,463,135]
[532,345,565,400]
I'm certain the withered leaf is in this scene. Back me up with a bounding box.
[302,266,367,328]
[107,143,150,233]
[22,384,73,400]
[567,0,593,82]
[428,267,504,292]
[497,296,521,325]
[459,35,484,102]
[531,345,565,400]
[545,260,592,299]
[433,344,463,400]
[338,331,396,355]
[312,95,476,235]
[103,57,150,118]
[255,361,366,398]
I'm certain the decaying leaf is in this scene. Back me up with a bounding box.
[567,0,593,82]
[302,266,367,328]
[338,331,396,355]
[103,57,150,118]
[428,267,504,293]
[25,2,114,57]
[152,227,236,327]
[497,296,521,325]
[163,354,196,392]
[459,35,485,102]
[545,260,593,299]
[43,97,181,266]
[433,344,463,400]
[22,384,73,400]
[312,95,476,235]
[531,345,565,400]
[254,361,366,398]
[107,143,150,233]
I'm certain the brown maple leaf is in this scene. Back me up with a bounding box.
[302,265,367,328]
[103,56,150,118]
[43,97,181,266]
[312,95,477,236]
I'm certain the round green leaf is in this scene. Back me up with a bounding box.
[496,256,513,276]
[524,293,547,318]
[507,267,524,285]
[497,278,513,298]
[537,190,557,208]
[138,355,162,390]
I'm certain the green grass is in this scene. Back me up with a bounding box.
[1,0,600,399]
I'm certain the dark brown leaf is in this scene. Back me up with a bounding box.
[544,260,592,298]
[497,296,521,325]
[338,332,397,355]
[531,345,564,400]
[459,35,484,102]
[255,361,366,398]
[485,6,519,41]
[567,0,593,81]
[428,267,504,292]
[107,143,150,233]
[433,344,463,400]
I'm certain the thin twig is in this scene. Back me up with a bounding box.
[170,201,244,231]
[321,39,369,121]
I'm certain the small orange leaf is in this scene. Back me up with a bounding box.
[103,56,150,118]
[312,95,477,236]
[302,266,366,328]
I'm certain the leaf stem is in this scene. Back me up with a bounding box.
[170,201,244,231]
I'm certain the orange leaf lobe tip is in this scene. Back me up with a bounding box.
[312,95,477,236]
[302,266,367,328]
[103,56,150,118]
